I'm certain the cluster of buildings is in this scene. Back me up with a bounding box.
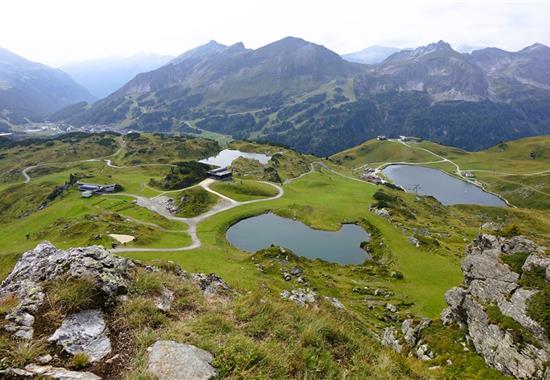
[78,182,119,198]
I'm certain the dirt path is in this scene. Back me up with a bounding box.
[110,179,284,253]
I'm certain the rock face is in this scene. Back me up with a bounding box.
[0,242,133,340]
[49,310,112,362]
[147,340,217,380]
[441,234,549,379]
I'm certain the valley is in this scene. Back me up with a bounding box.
[0,132,548,378]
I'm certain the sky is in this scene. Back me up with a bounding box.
[1,0,550,67]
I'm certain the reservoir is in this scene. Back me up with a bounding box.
[200,149,271,167]
[226,213,370,264]
[382,165,506,207]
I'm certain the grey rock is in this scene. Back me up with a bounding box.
[401,318,431,346]
[385,303,397,313]
[0,364,102,379]
[154,287,175,312]
[49,310,111,362]
[147,340,216,380]
[192,273,232,297]
[36,354,53,364]
[290,266,303,276]
[372,208,390,218]
[0,242,132,340]
[408,236,420,247]
[381,327,402,353]
[282,272,292,281]
[522,253,550,281]
[324,296,345,309]
[280,288,317,306]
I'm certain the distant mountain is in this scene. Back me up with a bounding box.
[57,39,550,155]
[0,47,94,125]
[454,44,486,54]
[60,52,173,98]
[341,46,400,64]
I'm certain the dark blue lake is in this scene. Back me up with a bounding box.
[226,213,370,264]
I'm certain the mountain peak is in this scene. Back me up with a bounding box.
[170,40,229,65]
[521,42,550,52]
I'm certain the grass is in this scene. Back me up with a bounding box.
[210,179,279,202]
[125,169,464,318]
[45,276,103,314]
[174,187,219,217]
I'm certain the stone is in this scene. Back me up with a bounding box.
[154,287,175,312]
[0,242,133,340]
[0,364,102,379]
[372,208,390,218]
[324,296,345,309]
[385,303,397,313]
[192,273,232,297]
[282,272,292,281]
[147,340,216,380]
[401,318,431,346]
[290,266,303,276]
[280,288,317,306]
[381,327,402,353]
[37,354,53,364]
[522,253,550,281]
[49,310,111,362]
[408,237,420,247]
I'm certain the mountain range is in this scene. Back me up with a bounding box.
[5,37,550,155]
[0,47,94,129]
[60,53,174,98]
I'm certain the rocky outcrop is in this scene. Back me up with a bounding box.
[147,340,217,380]
[441,234,549,379]
[49,310,111,362]
[192,273,232,297]
[0,242,133,340]
[280,288,317,306]
[381,318,433,360]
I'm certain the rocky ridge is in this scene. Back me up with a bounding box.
[441,234,549,379]
[0,242,224,379]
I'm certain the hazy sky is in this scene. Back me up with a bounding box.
[1,0,549,66]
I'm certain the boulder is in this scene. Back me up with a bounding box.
[324,296,345,309]
[147,340,216,380]
[0,242,132,340]
[49,310,111,362]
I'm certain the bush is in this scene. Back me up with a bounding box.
[501,252,529,274]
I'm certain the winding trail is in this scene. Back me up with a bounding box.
[109,178,284,253]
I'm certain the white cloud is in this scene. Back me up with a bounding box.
[0,0,549,66]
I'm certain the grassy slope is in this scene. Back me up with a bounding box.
[210,179,279,202]
[125,169,463,318]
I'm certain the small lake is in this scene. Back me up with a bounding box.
[382,165,506,207]
[199,149,271,167]
[226,213,370,264]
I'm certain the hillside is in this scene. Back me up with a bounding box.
[61,53,174,98]
[0,47,94,127]
[52,39,550,155]
[0,132,548,378]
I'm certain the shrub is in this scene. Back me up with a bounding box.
[501,252,529,274]
[69,353,90,369]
